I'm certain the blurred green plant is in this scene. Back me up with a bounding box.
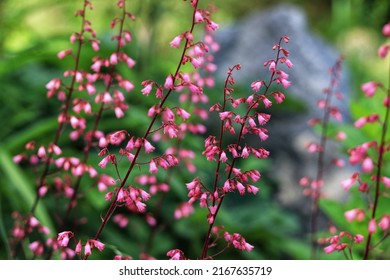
[1,0,387,261]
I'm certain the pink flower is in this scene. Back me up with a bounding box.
[155,87,163,98]
[378,44,390,59]
[336,131,347,141]
[219,111,232,121]
[209,205,218,215]
[190,57,202,69]
[285,58,293,68]
[354,234,364,244]
[174,203,194,219]
[188,83,202,95]
[368,219,377,234]
[299,177,310,186]
[57,49,72,59]
[119,80,134,92]
[91,240,105,252]
[185,32,193,42]
[378,215,390,230]
[247,185,259,195]
[91,60,103,72]
[382,22,390,37]
[241,146,250,158]
[109,53,118,65]
[115,107,124,118]
[344,208,364,222]
[193,45,204,57]
[29,241,44,256]
[250,80,263,92]
[341,178,356,191]
[149,160,158,173]
[84,241,92,256]
[279,78,292,89]
[244,242,254,252]
[268,61,276,72]
[141,83,153,96]
[207,21,219,31]
[258,129,269,141]
[143,139,155,153]
[361,157,374,173]
[194,10,204,23]
[98,156,110,169]
[167,249,185,260]
[57,231,73,247]
[257,113,271,125]
[324,244,337,254]
[361,82,377,97]
[91,40,100,51]
[75,241,82,254]
[381,176,390,188]
[46,78,61,91]
[37,146,46,158]
[176,108,191,120]
[327,150,342,163]
[311,179,323,190]
[236,181,245,195]
[247,117,256,127]
[38,186,48,197]
[261,96,272,108]
[126,57,136,68]
[75,71,83,83]
[219,151,228,162]
[164,74,174,89]
[170,35,182,48]
[223,180,232,192]
[105,192,113,201]
[163,123,178,138]
[273,92,285,103]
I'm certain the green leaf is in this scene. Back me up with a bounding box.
[0,148,55,234]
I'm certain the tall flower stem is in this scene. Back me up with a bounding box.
[363,59,390,260]
[200,38,286,259]
[31,1,89,216]
[13,1,90,259]
[61,0,129,229]
[310,58,343,259]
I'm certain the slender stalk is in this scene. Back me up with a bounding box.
[13,1,90,259]
[310,59,342,259]
[31,2,89,216]
[363,60,390,260]
[62,0,128,229]
[200,38,284,259]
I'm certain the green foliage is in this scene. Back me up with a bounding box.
[0,0,388,261]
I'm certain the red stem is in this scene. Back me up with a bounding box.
[62,0,128,228]
[310,58,342,259]
[363,60,390,259]
[200,38,284,259]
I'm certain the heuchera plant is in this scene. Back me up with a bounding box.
[10,0,292,260]
[299,56,346,258]
[320,22,390,259]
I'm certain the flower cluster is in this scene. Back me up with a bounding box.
[322,21,390,259]
[85,0,220,259]
[168,36,292,259]
[298,57,346,257]
[11,0,137,259]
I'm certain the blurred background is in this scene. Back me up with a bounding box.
[0,0,389,260]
